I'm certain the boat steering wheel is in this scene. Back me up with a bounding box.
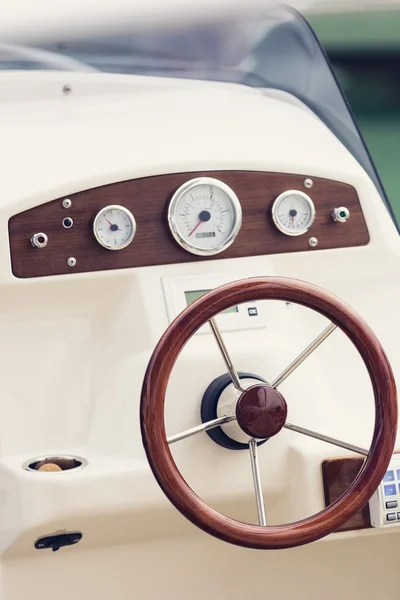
[140,277,397,549]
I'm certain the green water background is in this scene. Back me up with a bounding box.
[310,10,400,224]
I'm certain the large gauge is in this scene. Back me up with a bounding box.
[93,205,136,250]
[272,190,315,236]
[168,177,242,256]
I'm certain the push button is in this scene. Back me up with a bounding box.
[386,513,396,522]
[384,484,396,496]
[384,470,395,482]
[386,501,398,509]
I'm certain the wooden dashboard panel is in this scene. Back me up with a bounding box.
[322,455,371,532]
[8,171,369,278]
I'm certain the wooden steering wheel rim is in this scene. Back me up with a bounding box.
[140,277,397,549]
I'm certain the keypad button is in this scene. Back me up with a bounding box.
[397,470,400,480]
[384,484,396,496]
[386,501,398,509]
[397,513,400,520]
[386,513,396,522]
[384,470,395,482]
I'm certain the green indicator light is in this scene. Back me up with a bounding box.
[340,211,347,218]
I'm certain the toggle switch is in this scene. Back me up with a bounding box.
[332,207,350,223]
[31,232,48,248]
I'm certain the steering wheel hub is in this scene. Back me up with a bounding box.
[236,384,287,439]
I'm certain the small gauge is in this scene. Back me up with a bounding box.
[168,177,242,256]
[272,190,315,236]
[93,205,136,250]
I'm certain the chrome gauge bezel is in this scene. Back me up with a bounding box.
[271,190,316,237]
[167,177,242,256]
[93,204,136,251]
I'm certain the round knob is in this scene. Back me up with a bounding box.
[332,207,350,223]
[30,232,48,248]
[236,384,287,439]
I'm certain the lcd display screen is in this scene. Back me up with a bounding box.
[184,289,238,314]
[195,232,216,239]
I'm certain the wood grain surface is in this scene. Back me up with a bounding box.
[322,456,371,531]
[8,171,369,278]
[140,277,397,549]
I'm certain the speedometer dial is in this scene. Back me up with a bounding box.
[272,190,315,236]
[168,178,242,256]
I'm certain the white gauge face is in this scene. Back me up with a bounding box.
[272,190,315,236]
[93,205,136,250]
[168,177,242,256]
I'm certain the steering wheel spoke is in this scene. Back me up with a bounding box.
[249,439,267,525]
[209,317,245,392]
[167,415,236,445]
[284,422,368,456]
[272,323,337,389]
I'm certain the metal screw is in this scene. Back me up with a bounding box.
[67,257,77,267]
[304,178,313,189]
[63,84,72,95]
[62,198,72,209]
[309,237,318,248]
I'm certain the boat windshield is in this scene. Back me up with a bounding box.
[3,3,397,228]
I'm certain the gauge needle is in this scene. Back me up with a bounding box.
[104,217,122,232]
[188,220,202,237]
